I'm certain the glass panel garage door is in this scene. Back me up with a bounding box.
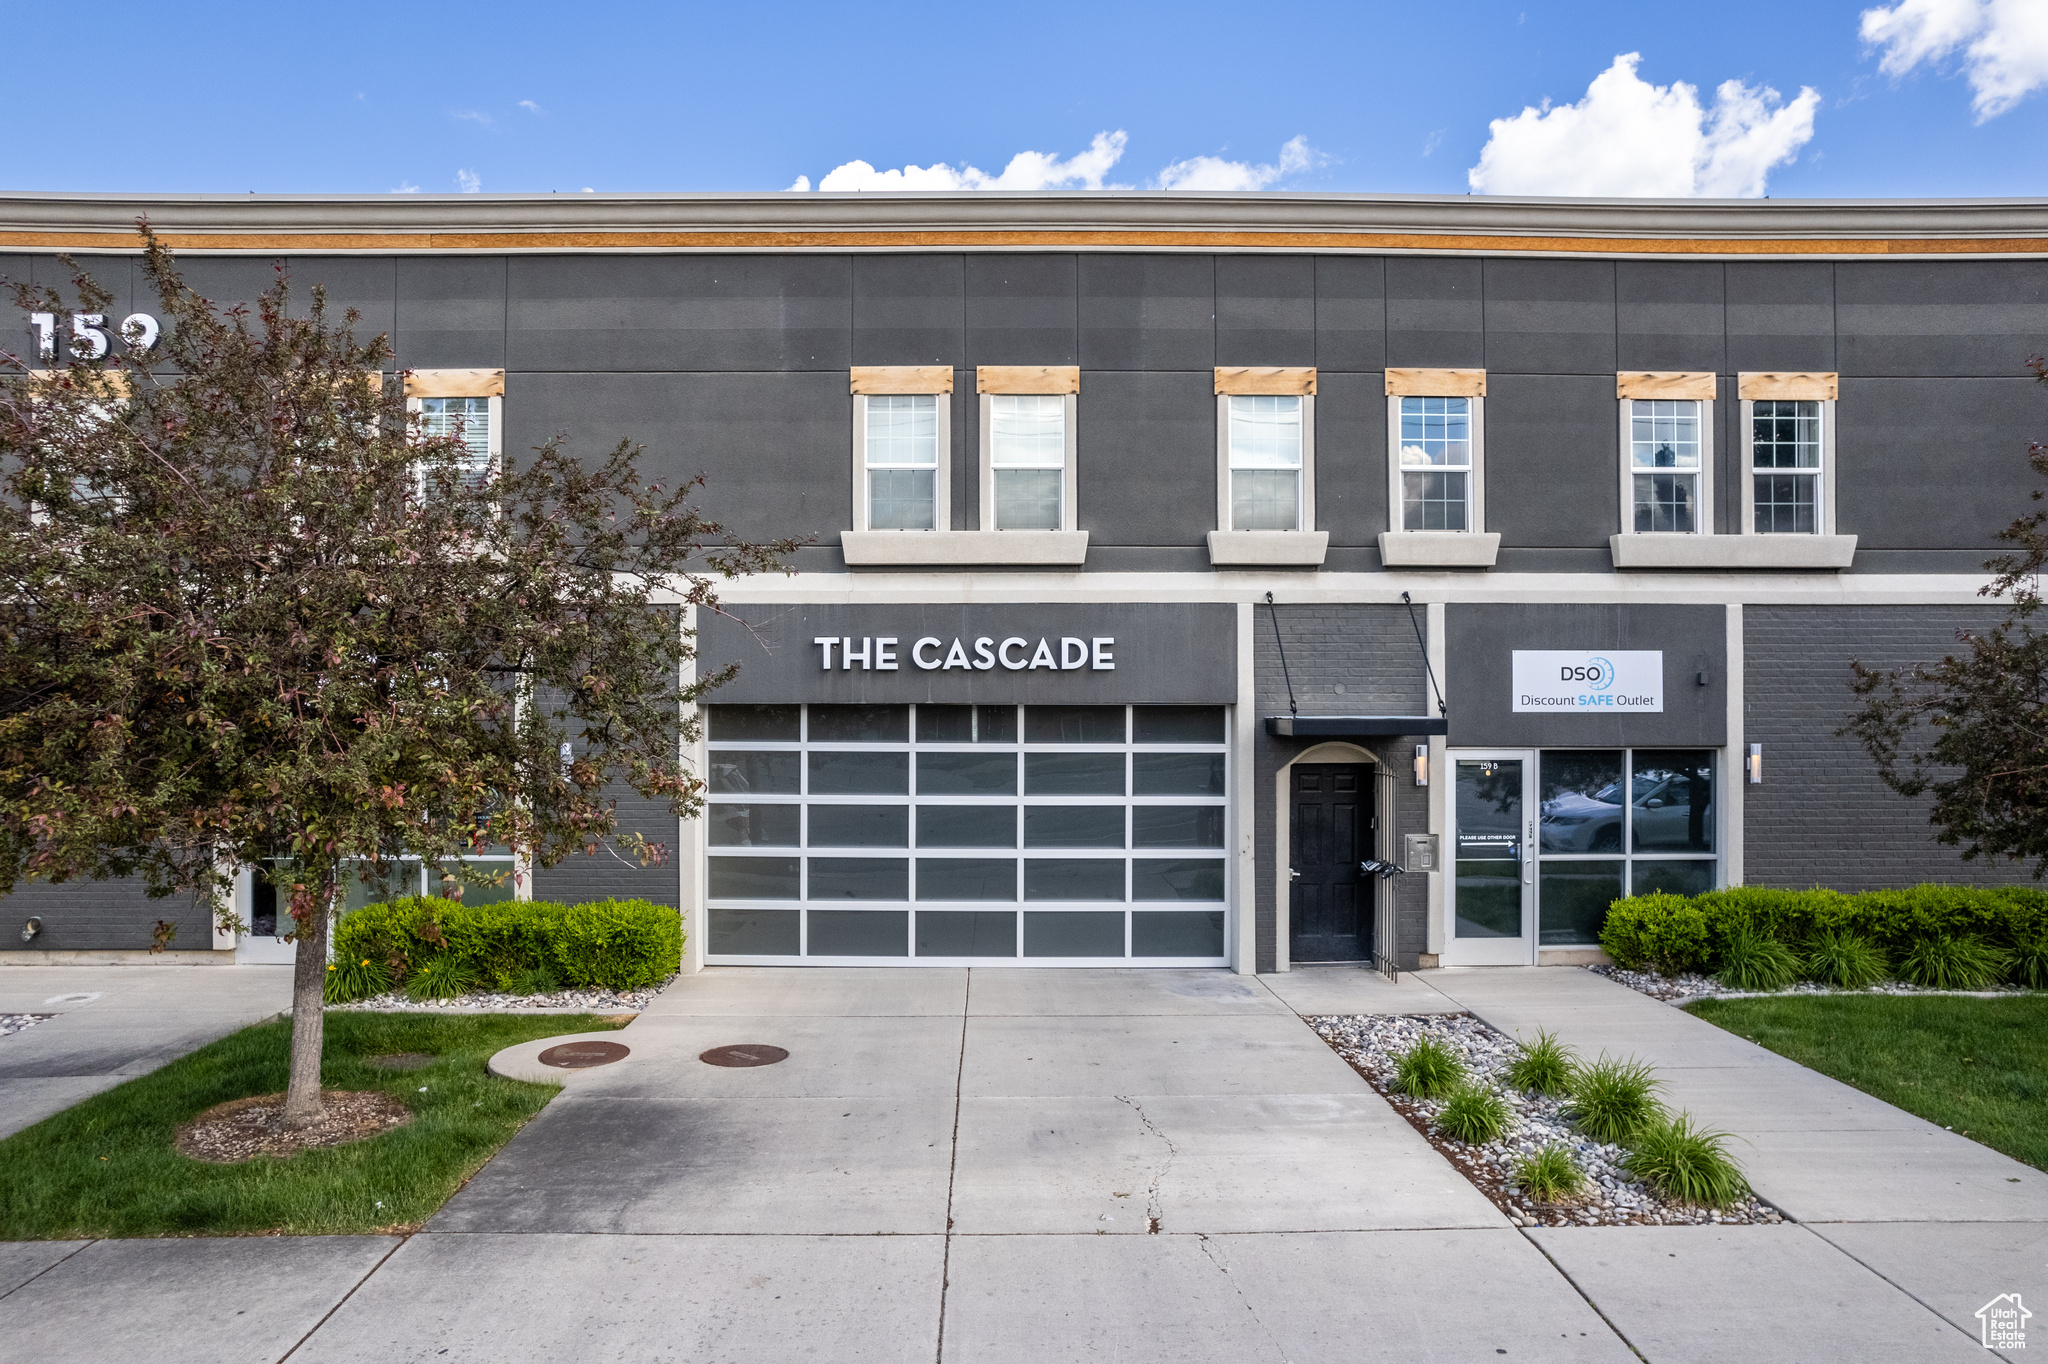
[704,703,1230,964]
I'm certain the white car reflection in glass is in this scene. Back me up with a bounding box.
[1540,769,1711,854]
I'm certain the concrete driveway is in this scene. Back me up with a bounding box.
[0,963,293,1139]
[0,965,2032,1362]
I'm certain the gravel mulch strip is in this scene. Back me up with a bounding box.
[329,977,671,1015]
[1309,1012,1781,1229]
[1588,963,2031,1005]
[175,1090,413,1164]
[0,1013,52,1040]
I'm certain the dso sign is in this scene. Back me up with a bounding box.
[1512,650,1663,713]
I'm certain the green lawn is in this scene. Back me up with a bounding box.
[1687,994,2048,1172]
[0,1011,624,1239]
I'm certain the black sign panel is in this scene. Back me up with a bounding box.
[697,603,1238,705]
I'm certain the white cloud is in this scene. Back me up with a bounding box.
[1154,136,1316,191]
[786,175,812,192]
[455,169,482,194]
[803,131,1129,191]
[1861,0,2048,120]
[452,109,493,127]
[392,181,420,194]
[1468,53,1818,197]
[519,99,543,113]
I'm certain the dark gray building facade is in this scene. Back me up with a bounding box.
[2,191,2042,971]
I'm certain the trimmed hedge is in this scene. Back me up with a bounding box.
[1600,884,2048,980]
[332,895,682,992]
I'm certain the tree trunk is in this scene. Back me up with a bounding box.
[281,885,329,1128]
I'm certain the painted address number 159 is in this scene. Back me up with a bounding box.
[28,311,160,360]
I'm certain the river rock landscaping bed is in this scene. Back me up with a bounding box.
[0,1012,51,1040]
[1310,1012,1781,1228]
[1589,963,2029,1004]
[327,976,670,1015]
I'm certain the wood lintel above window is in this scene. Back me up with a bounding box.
[1737,372,1839,401]
[1215,366,1315,396]
[1616,372,1716,401]
[977,365,1079,394]
[850,365,953,395]
[404,367,503,398]
[1385,367,1484,397]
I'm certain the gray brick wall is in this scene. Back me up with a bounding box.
[1253,604,1434,972]
[1744,604,2037,889]
[0,877,210,953]
[531,782,684,909]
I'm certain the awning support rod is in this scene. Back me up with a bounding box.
[1402,591,1448,719]
[1264,592,1298,717]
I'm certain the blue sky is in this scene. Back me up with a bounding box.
[6,0,2044,198]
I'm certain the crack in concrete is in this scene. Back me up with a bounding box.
[1115,1095,1178,1231]
[1194,1233,1293,1363]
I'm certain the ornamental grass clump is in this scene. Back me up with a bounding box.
[1622,1111,1750,1207]
[1512,1145,1585,1203]
[1897,935,2010,990]
[1435,1084,1510,1143]
[1505,1029,1577,1095]
[405,954,479,1001]
[2011,938,2048,990]
[1715,922,1802,992]
[1392,1033,1465,1099]
[1803,930,1890,991]
[506,963,563,996]
[1566,1055,1664,1143]
[322,956,391,1004]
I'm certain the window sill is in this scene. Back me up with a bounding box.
[1377,531,1501,568]
[840,529,1089,566]
[1206,530,1330,566]
[1608,533,1858,570]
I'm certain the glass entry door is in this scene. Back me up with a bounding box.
[1448,754,1536,965]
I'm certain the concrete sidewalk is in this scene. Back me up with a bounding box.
[0,964,293,1139]
[0,964,2033,1361]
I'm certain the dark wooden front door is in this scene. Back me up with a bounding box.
[1289,763,1374,963]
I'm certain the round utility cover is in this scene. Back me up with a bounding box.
[699,1044,789,1068]
[537,1040,631,1069]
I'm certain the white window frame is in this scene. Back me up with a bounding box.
[852,392,952,533]
[1618,396,1714,536]
[979,392,1077,532]
[1216,393,1315,532]
[1385,393,1486,534]
[406,392,502,498]
[1740,398,1836,536]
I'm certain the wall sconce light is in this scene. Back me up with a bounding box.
[1414,744,1430,787]
[21,915,42,943]
[1747,743,1763,785]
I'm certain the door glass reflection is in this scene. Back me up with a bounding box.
[1538,751,1625,854]
[1631,751,1714,852]
[1455,759,1523,938]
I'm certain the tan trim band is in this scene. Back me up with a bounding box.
[977,365,1079,394]
[851,365,952,395]
[1739,371,1839,400]
[7,229,2048,258]
[1617,372,1716,400]
[404,367,503,398]
[1386,368,1486,397]
[1215,366,1315,396]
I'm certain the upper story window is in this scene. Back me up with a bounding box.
[1399,397,1473,530]
[850,366,953,533]
[979,366,1079,533]
[1228,396,1303,529]
[405,369,505,500]
[1214,368,1316,534]
[1738,373,1838,537]
[1615,374,1716,536]
[1383,368,1486,537]
[866,395,940,529]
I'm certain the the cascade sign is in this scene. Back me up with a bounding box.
[1511,650,1662,713]
[817,634,1114,672]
